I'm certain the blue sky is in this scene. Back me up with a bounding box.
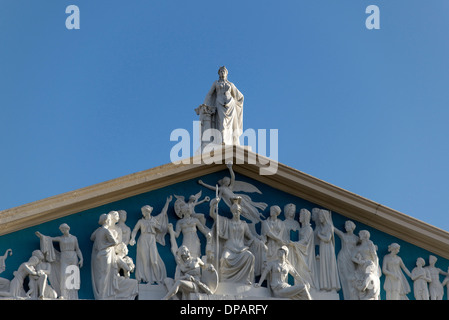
[1,0,449,232]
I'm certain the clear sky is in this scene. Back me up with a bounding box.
[1,1,449,232]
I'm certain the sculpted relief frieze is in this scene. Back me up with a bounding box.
[0,164,448,300]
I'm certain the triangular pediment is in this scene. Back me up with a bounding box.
[2,145,448,259]
[1,145,448,300]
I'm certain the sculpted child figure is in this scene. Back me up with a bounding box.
[411,257,431,300]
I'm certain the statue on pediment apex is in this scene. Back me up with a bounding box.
[198,66,244,146]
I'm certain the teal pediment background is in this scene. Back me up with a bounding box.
[1,169,448,300]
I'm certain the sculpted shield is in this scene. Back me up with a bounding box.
[201,266,219,294]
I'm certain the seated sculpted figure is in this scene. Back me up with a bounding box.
[256,246,312,300]
[209,196,263,284]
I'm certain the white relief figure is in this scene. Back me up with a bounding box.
[129,196,172,284]
[209,196,260,284]
[115,243,135,279]
[382,243,412,300]
[117,210,131,246]
[334,220,359,300]
[90,213,120,300]
[0,253,41,299]
[256,246,312,300]
[198,162,268,224]
[113,242,138,300]
[353,230,381,300]
[293,208,319,290]
[35,223,84,300]
[202,66,244,145]
[352,252,380,300]
[282,203,300,241]
[411,257,431,300]
[91,213,138,300]
[275,207,315,290]
[442,267,449,300]
[162,245,217,300]
[425,255,448,300]
[315,209,340,293]
[0,248,12,292]
[174,191,209,227]
[108,210,123,244]
[356,231,381,273]
[171,193,211,259]
[27,250,58,300]
[261,205,285,261]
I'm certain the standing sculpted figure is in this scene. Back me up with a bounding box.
[352,230,381,300]
[90,213,119,300]
[382,243,412,300]
[256,246,312,300]
[425,255,448,300]
[36,223,84,299]
[91,213,138,300]
[261,205,285,261]
[334,221,359,300]
[282,203,300,241]
[294,208,319,290]
[411,257,431,300]
[117,210,132,246]
[171,193,211,259]
[202,66,244,145]
[315,209,340,293]
[130,196,172,284]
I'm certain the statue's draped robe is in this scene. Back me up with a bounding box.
[203,80,244,145]
[134,214,168,284]
[215,215,255,284]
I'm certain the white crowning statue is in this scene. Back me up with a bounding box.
[201,66,244,146]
